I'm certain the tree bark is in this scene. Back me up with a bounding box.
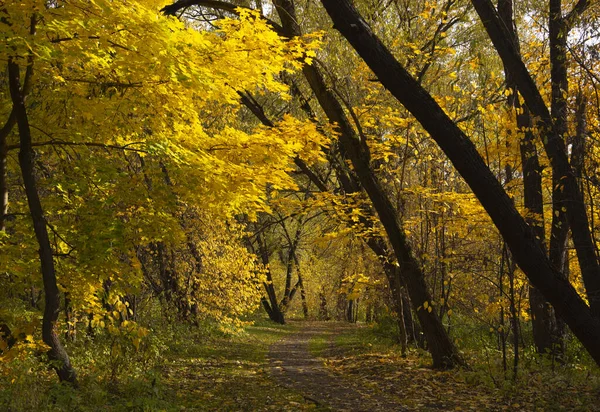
[8,60,77,384]
[548,0,570,268]
[291,250,310,318]
[319,0,600,366]
[280,226,301,310]
[318,287,329,320]
[0,112,14,232]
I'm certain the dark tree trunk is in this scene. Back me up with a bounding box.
[498,0,563,356]
[293,254,309,319]
[65,292,75,342]
[299,276,309,319]
[346,299,355,323]
[319,0,600,366]
[318,288,329,320]
[365,301,373,323]
[272,0,462,369]
[281,246,294,309]
[402,292,419,345]
[8,59,77,384]
[280,227,301,311]
[391,268,408,355]
[548,0,570,281]
[375,249,408,354]
[257,234,285,324]
[571,93,586,181]
[470,0,600,319]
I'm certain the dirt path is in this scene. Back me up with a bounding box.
[269,322,407,411]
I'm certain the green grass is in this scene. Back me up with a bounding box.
[307,332,330,358]
[0,319,320,411]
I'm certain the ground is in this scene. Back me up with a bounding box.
[269,322,406,411]
[5,319,599,410]
[160,320,600,411]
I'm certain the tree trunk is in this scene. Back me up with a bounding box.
[272,0,462,369]
[346,299,355,323]
[65,293,75,342]
[0,113,12,232]
[299,276,309,319]
[318,287,329,320]
[548,0,570,281]
[470,0,600,319]
[281,245,295,309]
[390,266,408,355]
[292,253,309,319]
[497,0,563,356]
[319,0,600,366]
[8,59,77,384]
[257,234,285,324]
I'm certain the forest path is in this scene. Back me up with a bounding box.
[269,321,407,411]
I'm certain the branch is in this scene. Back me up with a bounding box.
[51,36,132,51]
[46,221,76,257]
[62,77,168,88]
[565,0,591,29]
[238,90,330,192]
[6,140,147,153]
[319,0,600,363]
[161,0,285,36]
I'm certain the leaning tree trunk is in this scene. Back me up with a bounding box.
[8,59,77,384]
[232,24,456,365]
[318,0,600,366]
[269,0,462,369]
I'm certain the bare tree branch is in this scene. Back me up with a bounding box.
[161,0,285,36]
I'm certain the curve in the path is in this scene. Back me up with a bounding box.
[269,322,406,412]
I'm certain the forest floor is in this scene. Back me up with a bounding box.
[274,321,600,411]
[159,320,600,411]
[8,319,600,411]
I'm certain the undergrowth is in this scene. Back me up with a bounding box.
[0,317,313,411]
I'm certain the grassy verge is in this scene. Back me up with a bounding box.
[307,331,330,358]
[160,320,318,411]
[0,319,319,411]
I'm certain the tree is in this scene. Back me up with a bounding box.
[319,0,600,366]
[1,0,323,381]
